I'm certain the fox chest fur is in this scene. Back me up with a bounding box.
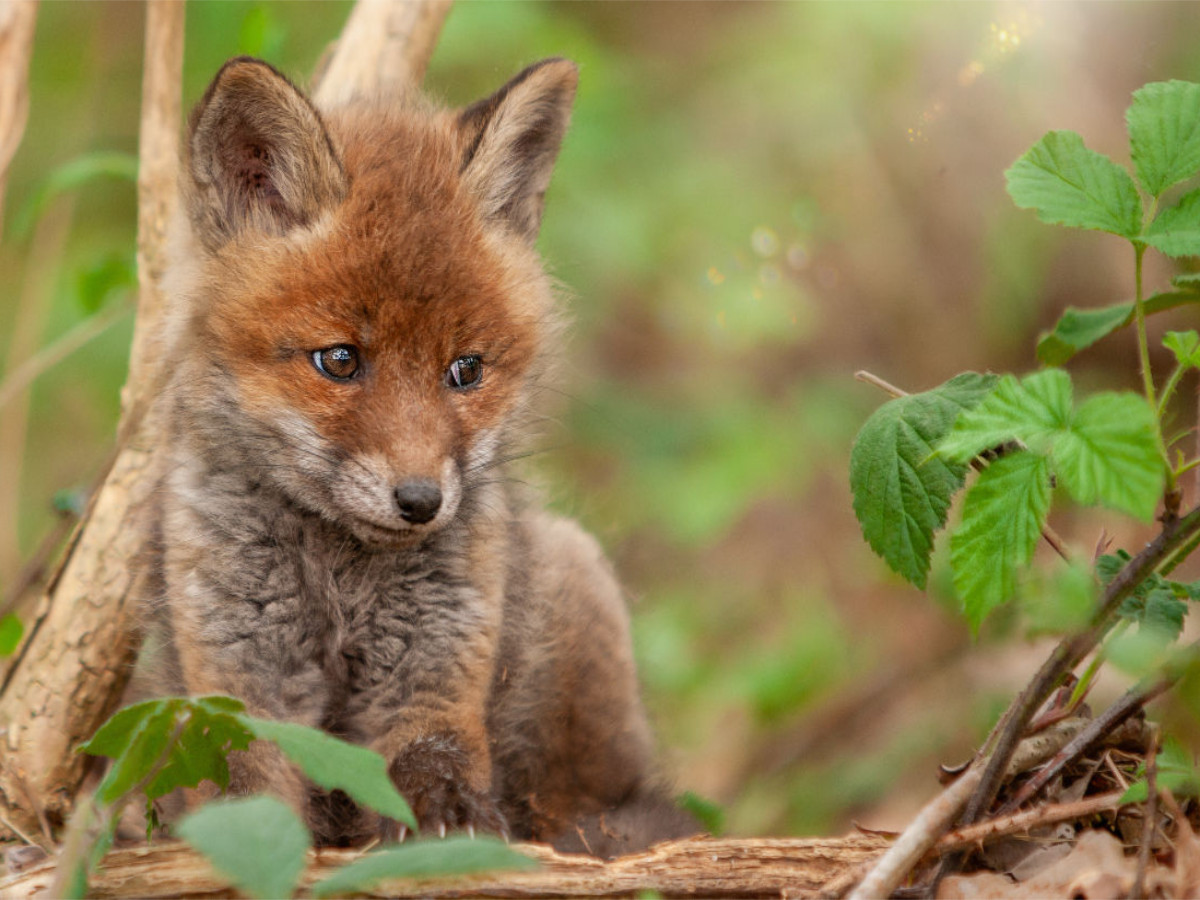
[142,56,695,854]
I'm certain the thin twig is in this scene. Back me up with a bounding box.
[997,673,1175,816]
[0,0,38,243]
[936,790,1126,851]
[1132,731,1158,900]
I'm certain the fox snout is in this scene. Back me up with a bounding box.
[394,478,442,525]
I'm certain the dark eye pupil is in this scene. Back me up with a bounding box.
[448,355,483,389]
[313,345,359,380]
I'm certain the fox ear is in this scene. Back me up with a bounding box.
[457,58,578,243]
[187,57,347,250]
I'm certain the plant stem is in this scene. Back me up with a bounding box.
[956,502,1200,834]
[1134,243,1155,409]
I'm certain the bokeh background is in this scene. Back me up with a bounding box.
[5,1,1200,837]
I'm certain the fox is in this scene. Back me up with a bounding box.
[135,55,697,856]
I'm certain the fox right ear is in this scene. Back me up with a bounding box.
[186,57,347,251]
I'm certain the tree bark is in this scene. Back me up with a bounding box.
[0,835,889,899]
[0,0,452,842]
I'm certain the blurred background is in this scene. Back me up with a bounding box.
[4,1,1200,838]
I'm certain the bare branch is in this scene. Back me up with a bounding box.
[312,0,452,105]
[0,0,37,243]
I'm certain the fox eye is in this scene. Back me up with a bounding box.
[312,345,360,381]
[446,355,483,390]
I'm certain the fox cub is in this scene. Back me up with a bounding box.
[140,56,693,855]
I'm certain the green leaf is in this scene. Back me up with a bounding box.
[938,370,1071,463]
[1036,302,1135,366]
[850,372,998,588]
[312,837,536,899]
[951,452,1052,632]
[0,613,23,656]
[1005,130,1142,238]
[177,796,310,900]
[1164,330,1200,367]
[1051,392,1164,521]
[1036,289,1200,365]
[82,696,254,807]
[1144,189,1200,257]
[240,716,416,829]
[1128,80,1200,197]
[1121,736,1200,804]
[12,151,138,239]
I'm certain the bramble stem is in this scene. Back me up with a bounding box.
[1134,243,1155,409]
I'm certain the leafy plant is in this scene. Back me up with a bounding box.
[68,695,532,898]
[850,78,1200,889]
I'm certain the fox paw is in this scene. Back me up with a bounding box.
[384,735,506,840]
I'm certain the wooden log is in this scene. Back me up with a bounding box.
[0,835,890,899]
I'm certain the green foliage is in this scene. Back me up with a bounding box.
[1144,189,1200,257]
[1035,287,1200,366]
[1121,736,1200,803]
[854,79,1200,632]
[245,717,416,828]
[1098,550,1195,642]
[1127,80,1200,198]
[0,613,22,656]
[849,373,997,588]
[949,452,1051,632]
[76,696,425,894]
[311,836,536,898]
[1005,130,1141,238]
[1164,330,1200,368]
[176,797,311,900]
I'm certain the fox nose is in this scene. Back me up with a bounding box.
[394,479,442,524]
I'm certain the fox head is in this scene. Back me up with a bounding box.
[171,57,577,546]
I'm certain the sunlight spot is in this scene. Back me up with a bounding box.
[707,266,725,286]
[751,226,780,258]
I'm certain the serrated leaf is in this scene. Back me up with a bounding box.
[1145,189,1200,257]
[90,704,176,806]
[0,613,22,656]
[1006,130,1142,238]
[938,370,1071,463]
[951,452,1052,632]
[312,836,536,898]
[1036,303,1135,366]
[177,796,310,900]
[1036,290,1200,365]
[240,716,416,828]
[850,372,998,588]
[1164,330,1200,367]
[82,697,254,806]
[1051,392,1163,521]
[1143,587,1188,640]
[1128,80,1200,197]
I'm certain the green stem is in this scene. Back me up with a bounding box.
[1134,242,1156,411]
[1158,362,1187,421]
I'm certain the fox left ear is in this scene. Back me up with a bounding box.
[457,58,578,244]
